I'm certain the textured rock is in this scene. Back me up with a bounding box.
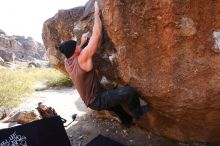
[0,32,47,61]
[42,0,220,142]
[14,36,46,60]
[4,110,41,124]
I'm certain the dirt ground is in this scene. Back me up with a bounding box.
[65,111,178,146]
[0,88,208,146]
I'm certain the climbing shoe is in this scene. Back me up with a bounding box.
[133,105,150,120]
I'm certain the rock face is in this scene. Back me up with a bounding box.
[0,33,47,62]
[42,0,220,142]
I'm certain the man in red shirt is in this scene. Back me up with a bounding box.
[58,2,149,127]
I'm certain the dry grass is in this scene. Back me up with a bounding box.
[0,67,72,107]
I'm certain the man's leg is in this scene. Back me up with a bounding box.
[90,86,143,119]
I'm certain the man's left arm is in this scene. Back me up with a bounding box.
[78,1,102,72]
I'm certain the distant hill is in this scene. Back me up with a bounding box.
[0,29,47,62]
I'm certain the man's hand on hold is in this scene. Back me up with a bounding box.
[80,32,90,47]
[77,1,102,72]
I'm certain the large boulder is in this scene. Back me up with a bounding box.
[42,0,220,142]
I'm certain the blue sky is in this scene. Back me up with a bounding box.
[0,0,88,43]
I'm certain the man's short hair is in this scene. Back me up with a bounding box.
[58,40,77,59]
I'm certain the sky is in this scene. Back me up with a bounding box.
[0,0,88,43]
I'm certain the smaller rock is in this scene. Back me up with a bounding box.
[106,129,109,132]
[4,110,41,124]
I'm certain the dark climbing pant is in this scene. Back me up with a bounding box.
[89,86,142,120]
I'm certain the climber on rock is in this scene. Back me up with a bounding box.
[57,1,149,127]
